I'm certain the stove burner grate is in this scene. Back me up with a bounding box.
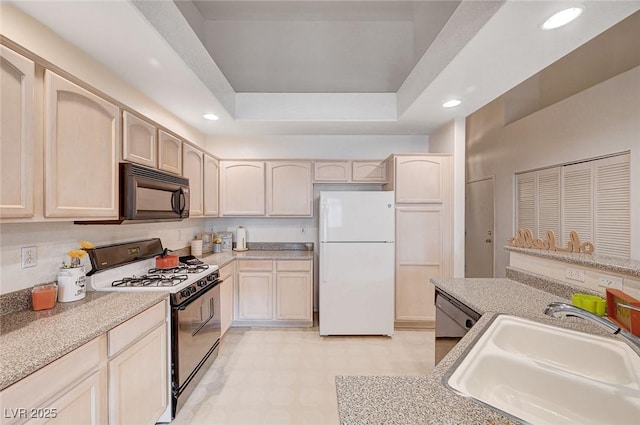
[111,273,189,287]
[147,263,209,275]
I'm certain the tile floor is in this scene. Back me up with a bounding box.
[171,326,436,425]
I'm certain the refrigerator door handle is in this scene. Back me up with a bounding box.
[321,246,328,283]
[320,205,328,243]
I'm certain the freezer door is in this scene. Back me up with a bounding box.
[320,191,394,242]
[319,242,394,336]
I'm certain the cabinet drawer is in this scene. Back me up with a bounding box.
[0,335,106,421]
[276,260,311,272]
[237,260,273,272]
[108,300,166,357]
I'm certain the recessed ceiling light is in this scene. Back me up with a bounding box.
[542,7,583,30]
[203,113,219,121]
[148,57,160,68]
[442,99,461,108]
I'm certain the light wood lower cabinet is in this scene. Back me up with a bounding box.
[234,259,312,326]
[0,300,169,425]
[0,335,108,425]
[219,262,235,336]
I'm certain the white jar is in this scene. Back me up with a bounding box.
[57,266,86,302]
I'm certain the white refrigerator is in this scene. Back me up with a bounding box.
[319,191,395,336]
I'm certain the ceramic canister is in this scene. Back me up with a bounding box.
[57,266,86,302]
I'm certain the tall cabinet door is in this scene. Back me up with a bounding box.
[44,71,119,219]
[219,161,265,216]
[203,154,219,216]
[182,144,204,217]
[395,206,449,323]
[158,130,182,175]
[266,161,312,216]
[1,46,34,218]
[394,156,449,204]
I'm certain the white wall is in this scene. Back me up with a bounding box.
[466,65,640,277]
[429,118,466,277]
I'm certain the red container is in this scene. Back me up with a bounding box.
[606,288,640,337]
[32,283,58,311]
[155,254,179,269]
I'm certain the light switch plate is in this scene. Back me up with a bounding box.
[566,267,585,282]
[598,274,623,290]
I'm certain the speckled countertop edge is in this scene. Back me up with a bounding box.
[0,291,167,390]
[336,277,618,425]
[201,249,313,267]
[506,246,640,278]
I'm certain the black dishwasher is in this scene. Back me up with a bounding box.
[434,289,481,364]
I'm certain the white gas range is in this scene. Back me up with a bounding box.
[86,239,222,420]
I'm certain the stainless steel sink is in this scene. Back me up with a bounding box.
[445,315,640,424]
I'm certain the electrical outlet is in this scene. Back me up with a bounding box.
[21,246,37,268]
[598,274,623,290]
[300,226,306,234]
[565,267,585,282]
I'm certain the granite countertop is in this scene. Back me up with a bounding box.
[0,291,167,391]
[335,278,615,425]
[201,249,314,268]
[506,246,640,278]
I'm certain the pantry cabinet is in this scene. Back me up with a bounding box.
[234,259,313,326]
[203,154,219,217]
[107,301,168,425]
[219,262,235,336]
[0,45,35,218]
[158,130,182,175]
[122,111,156,168]
[219,161,266,216]
[182,143,204,217]
[0,335,108,425]
[385,154,452,328]
[266,161,313,216]
[44,70,119,219]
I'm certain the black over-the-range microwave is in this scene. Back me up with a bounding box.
[75,163,190,225]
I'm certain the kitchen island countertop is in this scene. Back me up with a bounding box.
[0,291,167,391]
[336,277,615,425]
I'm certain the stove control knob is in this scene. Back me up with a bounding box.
[180,289,191,298]
[198,279,207,287]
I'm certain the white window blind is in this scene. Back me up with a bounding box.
[515,152,630,259]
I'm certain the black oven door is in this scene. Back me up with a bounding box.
[171,282,221,415]
[121,163,190,221]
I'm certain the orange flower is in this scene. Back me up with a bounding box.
[67,249,87,259]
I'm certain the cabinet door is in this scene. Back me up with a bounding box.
[395,156,450,204]
[220,263,235,336]
[275,271,312,321]
[395,206,449,324]
[108,324,168,425]
[44,71,119,218]
[157,130,182,175]
[122,111,156,168]
[352,160,386,183]
[1,46,34,218]
[313,161,350,182]
[182,144,204,216]
[267,161,312,216]
[237,272,273,320]
[26,369,108,425]
[219,161,265,216]
[203,154,219,216]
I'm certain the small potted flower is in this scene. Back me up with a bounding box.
[213,237,223,253]
[58,241,94,302]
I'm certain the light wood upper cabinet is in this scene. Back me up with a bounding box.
[158,130,182,175]
[44,70,119,219]
[203,154,219,216]
[122,111,156,168]
[393,156,450,204]
[0,46,34,218]
[267,161,312,216]
[352,160,386,183]
[182,144,204,217]
[313,161,350,182]
[220,161,266,216]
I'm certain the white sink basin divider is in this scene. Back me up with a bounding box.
[445,314,640,425]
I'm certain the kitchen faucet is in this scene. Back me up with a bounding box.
[544,302,640,357]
